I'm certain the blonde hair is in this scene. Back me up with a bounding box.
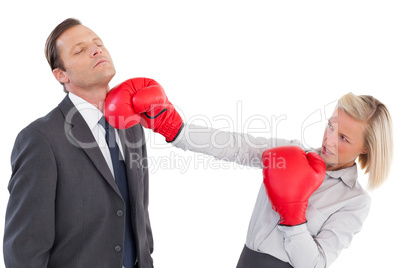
[337,93,393,189]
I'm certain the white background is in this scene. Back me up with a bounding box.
[1,1,401,267]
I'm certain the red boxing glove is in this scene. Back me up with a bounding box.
[104,77,183,142]
[104,78,164,129]
[262,146,326,226]
[133,85,183,142]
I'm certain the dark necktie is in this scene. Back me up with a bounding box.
[99,117,136,268]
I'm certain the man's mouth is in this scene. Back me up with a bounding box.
[94,59,108,68]
[322,145,334,156]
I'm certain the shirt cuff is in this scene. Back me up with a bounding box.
[277,223,309,237]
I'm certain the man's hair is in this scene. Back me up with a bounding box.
[45,18,82,92]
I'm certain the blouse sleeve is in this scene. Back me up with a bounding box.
[278,194,371,268]
[172,123,303,168]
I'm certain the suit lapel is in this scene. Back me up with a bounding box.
[118,127,143,204]
[58,96,122,196]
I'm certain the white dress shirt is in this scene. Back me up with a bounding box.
[172,124,371,268]
[68,93,125,178]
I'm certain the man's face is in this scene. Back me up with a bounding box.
[54,25,116,92]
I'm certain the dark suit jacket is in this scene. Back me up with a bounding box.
[4,96,154,268]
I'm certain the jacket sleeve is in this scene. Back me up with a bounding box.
[4,127,57,267]
[277,194,371,268]
[171,123,302,168]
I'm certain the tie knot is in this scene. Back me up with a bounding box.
[99,116,110,131]
[99,116,118,148]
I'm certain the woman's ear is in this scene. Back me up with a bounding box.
[52,68,69,84]
[361,148,368,155]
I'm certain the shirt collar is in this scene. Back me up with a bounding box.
[68,93,103,130]
[326,164,358,189]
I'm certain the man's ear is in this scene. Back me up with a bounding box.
[53,68,69,84]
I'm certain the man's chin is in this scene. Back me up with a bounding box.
[96,71,116,87]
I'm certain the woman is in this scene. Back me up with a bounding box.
[173,93,393,267]
[104,80,393,267]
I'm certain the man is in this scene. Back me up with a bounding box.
[4,18,153,268]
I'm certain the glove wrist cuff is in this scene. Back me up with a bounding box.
[166,123,184,143]
[275,202,308,226]
[158,111,183,142]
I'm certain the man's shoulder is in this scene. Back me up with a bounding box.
[17,97,71,138]
[24,108,62,131]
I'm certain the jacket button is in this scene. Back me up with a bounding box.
[115,245,122,252]
[117,210,124,217]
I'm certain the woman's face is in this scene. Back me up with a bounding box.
[321,108,368,171]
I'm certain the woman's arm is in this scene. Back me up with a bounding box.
[172,123,303,168]
[278,194,371,267]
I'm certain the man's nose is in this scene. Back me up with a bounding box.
[91,45,103,57]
